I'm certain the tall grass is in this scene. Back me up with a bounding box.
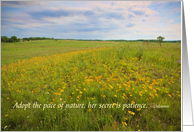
[1,42,181,131]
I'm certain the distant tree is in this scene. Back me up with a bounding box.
[10,36,18,42]
[23,38,27,42]
[9,38,14,42]
[1,36,8,42]
[157,36,165,47]
[17,38,21,42]
[1,36,3,42]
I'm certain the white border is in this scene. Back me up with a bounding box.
[181,1,183,131]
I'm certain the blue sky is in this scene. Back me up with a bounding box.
[1,1,181,40]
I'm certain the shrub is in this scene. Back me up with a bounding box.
[135,47,144,61]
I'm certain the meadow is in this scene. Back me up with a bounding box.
[1,40,181,131]
[1,40,116,66]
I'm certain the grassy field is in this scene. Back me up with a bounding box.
[1,40,181,131]
[1,40,119,66]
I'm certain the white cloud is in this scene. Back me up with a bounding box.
[1,1,48,8]
[130,8,159,16]
[42,15,88,25]
[112,1,152,8]
[1,1,181,40]
[167,19,174,24]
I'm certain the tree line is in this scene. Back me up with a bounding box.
[1,36,21,42]
[1,36,54,42]
[23,37,54,41]
[1,36,180,44]
[71,39,180,43]
[136,39,180,43]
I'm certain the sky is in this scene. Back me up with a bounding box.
[1,1,181,40]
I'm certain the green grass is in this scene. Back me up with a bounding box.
[1,40,122,66]
[1,40,181,131]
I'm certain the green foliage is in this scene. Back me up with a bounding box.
[157,36,165,46]
[23,37,54,41]
[2,36,54,42]
[157,36,165,42]
[11,36,17,42]
[1,36,8,42]
[135,46,144,60]
[1,36,20,42]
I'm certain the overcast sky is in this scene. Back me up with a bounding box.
[1,1,181,40]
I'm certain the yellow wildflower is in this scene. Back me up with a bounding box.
[137,108,141,111]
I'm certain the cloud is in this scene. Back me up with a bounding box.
[27,9,73,20]
[126,23,135,28]
[35,13,121,34]
[128,14,134,19]
[1,1,181,40]
[1,1,48,8]
[133,10,145,16]
[115,8,123,11]
[103,11,124,20]
[84,11,95,16]
[167,19,174,24]
[111,1,152,8]
[26,5,125,22]
[156,1,180,4]
[128,7,159,16]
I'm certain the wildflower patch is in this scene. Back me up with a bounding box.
[2,41,181,131]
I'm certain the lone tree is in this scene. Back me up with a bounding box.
[157,36,165,47]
